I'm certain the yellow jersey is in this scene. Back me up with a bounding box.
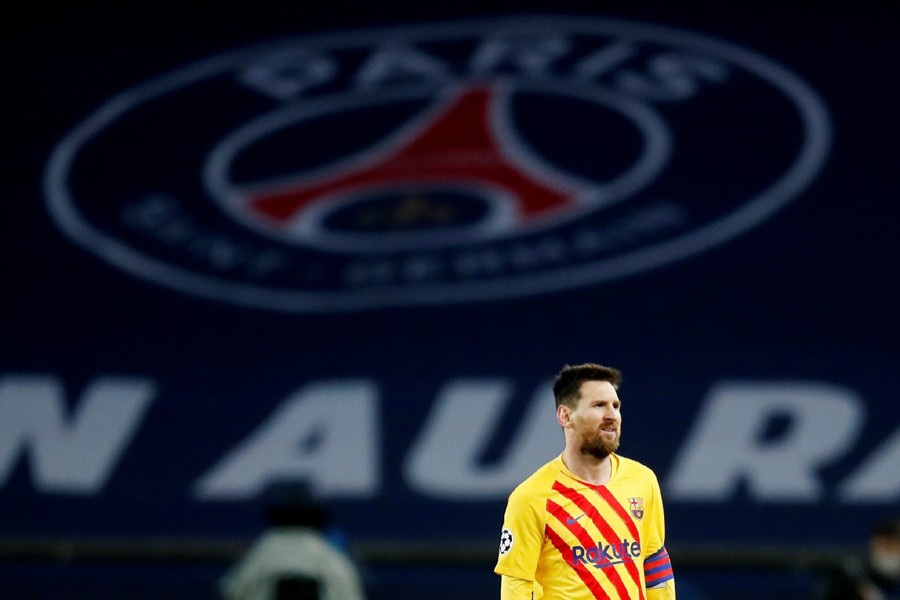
[495,454,674,599]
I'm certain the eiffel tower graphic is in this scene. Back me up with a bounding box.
[242,85,589,238]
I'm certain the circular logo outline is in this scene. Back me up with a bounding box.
[203,80,673,253]
[44,15,832,312]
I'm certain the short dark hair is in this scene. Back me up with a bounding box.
[553,363,622,409]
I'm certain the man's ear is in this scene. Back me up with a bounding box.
[557,404,571,429]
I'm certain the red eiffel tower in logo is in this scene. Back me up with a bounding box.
[245,86,583,228]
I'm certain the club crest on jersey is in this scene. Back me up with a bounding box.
[629,497,644,519]
[45,16,830,312]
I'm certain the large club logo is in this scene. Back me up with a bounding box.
[45,16,831,312]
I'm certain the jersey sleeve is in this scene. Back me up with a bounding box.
[500,574,535,600]
[494,484,546,581]
[646,580,676,600]
[643,470,675,590]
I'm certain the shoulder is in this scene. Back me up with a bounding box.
[507,456,563,505]
[614,454,661,485]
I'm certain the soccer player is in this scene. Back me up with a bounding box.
[495,363,675,599]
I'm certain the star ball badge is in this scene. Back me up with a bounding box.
[499,528,514,554]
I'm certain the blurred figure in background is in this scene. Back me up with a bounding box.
[819,517,900,600]
[219,482,367,600]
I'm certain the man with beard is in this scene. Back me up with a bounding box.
[495,363,676,599]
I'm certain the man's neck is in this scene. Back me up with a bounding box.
[561,448,613,486]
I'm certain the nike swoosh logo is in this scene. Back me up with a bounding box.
[566,513,586,525]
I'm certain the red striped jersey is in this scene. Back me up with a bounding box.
[495,454,674,599]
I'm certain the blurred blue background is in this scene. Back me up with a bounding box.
[3,0,899,597]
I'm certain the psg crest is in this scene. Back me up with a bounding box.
[44,16,830,312]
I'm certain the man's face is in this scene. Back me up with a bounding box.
[569,380,622,459]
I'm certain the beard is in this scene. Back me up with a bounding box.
[579,428,620,460]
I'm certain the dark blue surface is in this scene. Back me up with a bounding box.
[3,1,900,596]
